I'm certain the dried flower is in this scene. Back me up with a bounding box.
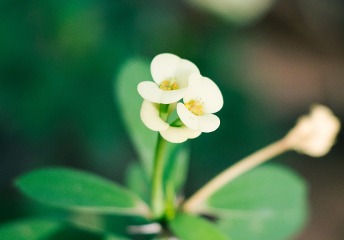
[285,105,340,157]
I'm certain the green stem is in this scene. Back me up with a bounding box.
[165,179,176,220]
[151,104,170,219]
[170,118,183,127]
[151,133,167,219]
[159,104,169,120]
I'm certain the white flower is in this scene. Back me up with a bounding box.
[140,100,201,143]
[177,73,223,133]
[137,53,200,104]
[285,105,340,157]
[160,125,201,144]
[140,100,169,132]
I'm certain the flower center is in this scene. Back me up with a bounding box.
[185,100,204,116]
[159,78,179,91]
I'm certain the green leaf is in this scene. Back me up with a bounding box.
[125,162,150,203]
[67,210,152,239]
[104,235,130,240]
[163,144,190,218]
[0,218,61,240]
[16,168,149,216]
[116,59,157,176]
[204,165,307,240]
[163,145,189,194]
[169,213,229,240]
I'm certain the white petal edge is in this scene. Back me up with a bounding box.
[159,88,187,104]
[138,81,162,103]
[151,53,181,84]
[138,81,186,104]
[177,103,199,130]
[187,128,202,139]
[184,73,223,113]
[160,126,201,143]
[140,100,169,131]
[198,113,220,133]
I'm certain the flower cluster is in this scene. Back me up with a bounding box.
[137,53,223,143]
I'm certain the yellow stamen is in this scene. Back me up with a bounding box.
[159,78,179,91]
[185,100,204,116]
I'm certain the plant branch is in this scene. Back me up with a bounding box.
[151,133,168,219]
[182,137,291,213]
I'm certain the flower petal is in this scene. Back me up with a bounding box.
[137,81,163,103]
[151,53,200,89]
[187,128,202,139]
[198,114,220,133]
[138,81,186,104]
[151,53,181,84]
[160,126,201,143]
[174,59,200,88]
[184,73,223,113]
[177,103,199,130]
[140,100,169,131]
[159,88,187,104]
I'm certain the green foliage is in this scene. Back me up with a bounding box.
[163,145,189,195]
[125,162,150,203]
[116,59,157,177]
[124,145,190,217]
[204,165,307,240]
[169,213,229,240]
[0,217,133,240]
[68,212,150,240]
[104,235,130,240]
[16,168,149,216]
[0,218,61,240]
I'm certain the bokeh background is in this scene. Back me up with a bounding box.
[1,0,343,239]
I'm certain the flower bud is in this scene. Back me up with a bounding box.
[285,105,340,157]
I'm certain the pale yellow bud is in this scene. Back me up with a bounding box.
[285,105,340,157]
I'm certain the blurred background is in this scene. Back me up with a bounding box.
[0,0,343,239]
